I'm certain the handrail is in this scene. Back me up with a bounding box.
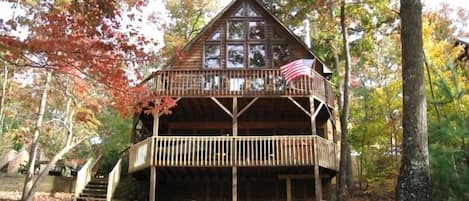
[106,158,122,201]
[74,158,93,198]
[148,69,335,107]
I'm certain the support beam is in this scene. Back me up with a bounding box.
[237,97,259,118]
[211,97,233,118]
[287,97,311,117]
[309,96,316,134]
[232,98,238,201]
[149,167,157,201]
[149,111,160,201]
[232,98,238,136]
[286,178,292,201]
[232,167,238,201]
[312,102,324,119]
[313,137,323,201]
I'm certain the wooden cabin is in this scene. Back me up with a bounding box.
[128,0,339,200]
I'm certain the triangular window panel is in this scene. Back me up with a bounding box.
[248,5,261,17]
[209,28,221,40]
[232,6,245,17]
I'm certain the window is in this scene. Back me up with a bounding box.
[230,78,245,91]
[209,28,221,40]
[203,75,220,90]
[227,45,245,68]
[249,21,265,40]
[204,44,221,68]
[249,44,266,68]
[250,77,265,91]
[273,44,290,67]
[228,21,244,40]
[233,6,244,16]
[248,5,261,17]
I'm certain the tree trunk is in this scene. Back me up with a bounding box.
[0,63,9,135]
[396,1,432,201]
[21,71,52,201]
[22,136,91,200]
[338,0,352,200]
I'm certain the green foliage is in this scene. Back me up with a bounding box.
[97,110,131,174]
[428,62,469,201]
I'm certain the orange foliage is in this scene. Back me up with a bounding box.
[0,0,174,116]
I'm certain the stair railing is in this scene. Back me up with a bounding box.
[106,158,122,201]
[74,155,101,198]
[74,158,92,198]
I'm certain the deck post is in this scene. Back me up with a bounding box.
[309,96,316,134]
[313,137,323,201]
[149,110,160,201]
[232,167,238,201]
[232,97,238,201]
[286,177,292,201]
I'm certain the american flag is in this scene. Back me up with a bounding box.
[280,59,315,83]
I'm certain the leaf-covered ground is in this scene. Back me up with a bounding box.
[0,192,72,201]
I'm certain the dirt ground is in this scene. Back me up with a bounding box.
[0,192,72,201]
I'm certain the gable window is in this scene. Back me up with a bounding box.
[249,44,266,68]
[233,6,245,17]
[273,44,290,68]
[227,44,245,68]
[248,5,261,17]
[228,21,244,40]
[204,44,221,68]
[209,28,221,40]
[249,21,265,40]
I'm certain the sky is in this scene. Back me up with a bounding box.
[1,0,468,47]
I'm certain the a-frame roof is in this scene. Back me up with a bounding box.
[169,0,329,70]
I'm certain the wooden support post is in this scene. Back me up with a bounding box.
[232,97,238,136]
[232,167,238,201]
[149,167,157,201]
[232,98,238,201]
[313,137,323,201]
[149,111,160,201]
[309,96,316,134]
[286,177,292,201]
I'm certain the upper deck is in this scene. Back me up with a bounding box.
[144,69,335,107]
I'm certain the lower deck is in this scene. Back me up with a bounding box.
[131,167,335,201]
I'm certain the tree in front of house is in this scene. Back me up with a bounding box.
[396,0,432,200]
[0,0,161,200]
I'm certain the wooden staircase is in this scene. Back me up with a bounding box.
[76,177,108,201]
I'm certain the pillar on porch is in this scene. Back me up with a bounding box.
[150,110,160,201]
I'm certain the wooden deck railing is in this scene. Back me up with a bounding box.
[128,135,338,173]
[145,69,335,106]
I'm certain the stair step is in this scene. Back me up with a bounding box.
[89,180,108,185]
[79,193,107,198]
[83,188,107,194]
[86,184,108,188]
[76,198,107,201]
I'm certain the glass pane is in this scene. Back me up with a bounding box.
[248,5,260,16]
[227,45,245,68]
[204,75,220,90]
[233,6,244,16]
[228,21,244,40]
[209,28,221,40]
[273,44,290,67]
[250,78,265,91]
[249,21,265,39]
[230,78,245,91]
[249,44,266,68]
[204,44,221,68]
